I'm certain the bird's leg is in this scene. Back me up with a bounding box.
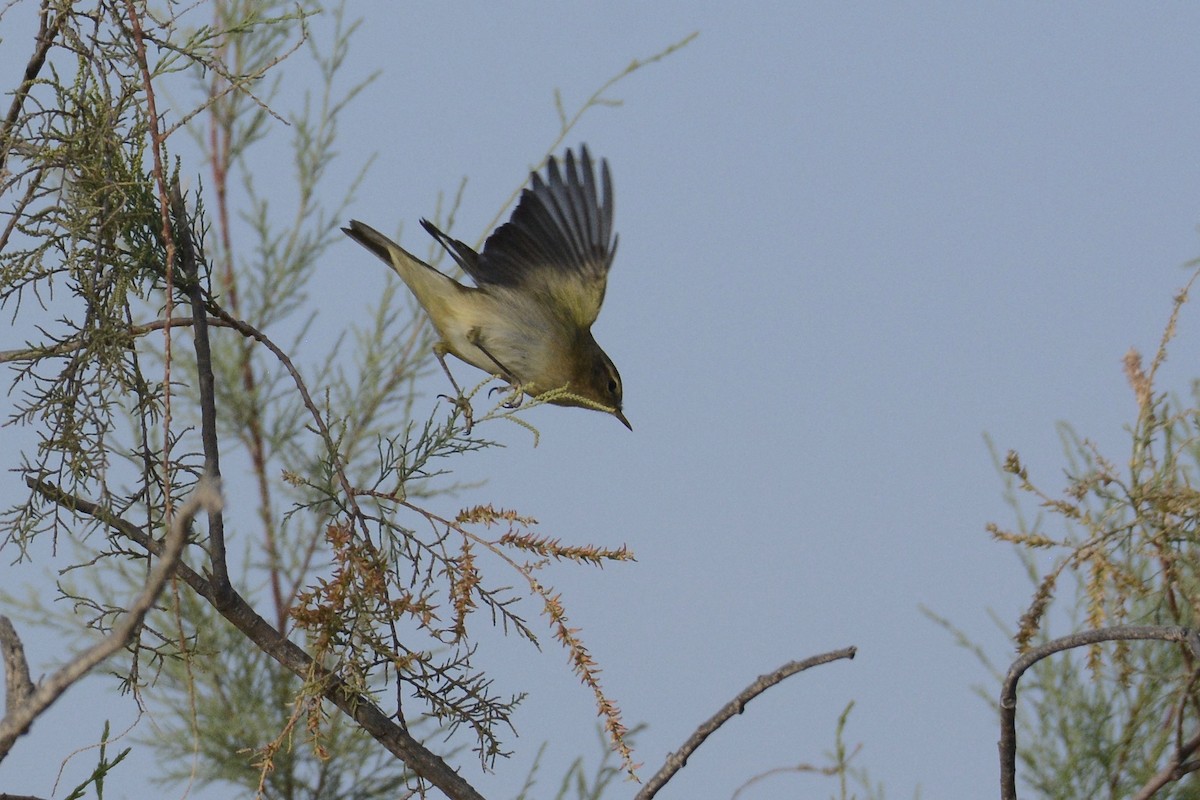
[467,327,517,377]
[467,327,525,408]
[434,342,474,432]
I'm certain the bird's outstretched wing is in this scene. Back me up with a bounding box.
[422,146,618,327]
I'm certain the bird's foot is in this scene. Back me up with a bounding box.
[438,393,475,433]
[488,382,525,409]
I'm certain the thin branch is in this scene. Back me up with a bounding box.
[1133,728,1200,800]
[200,300,372,539]
[204,48,285,628]
[476,30,698,248]
[121,0,179,525]
[635,646,858,800]
[999,625,1200,800]
[0,317,238,364]
[159,26,302,141]
[0,0,64,175]
[0,480,219,762]
[0,617,34,716]
[170,180,230,599]
[25,478,486,800]
[731,750,860,800]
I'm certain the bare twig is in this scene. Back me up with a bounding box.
[0,0,64,174]
[120,0,179,524]
[170,180,230,599]
[635,646,858,800]
[477,30,698,248]
[731,749,860,799]
[0,317,239,364]
[200,300,373,540]
[1000,625,1200,800]
[0,480,219,762]
[25,478,486,800]
[204,52,285,628]
[160,26,302,141]
[0,617,35,716]
[1132,728,1200,800]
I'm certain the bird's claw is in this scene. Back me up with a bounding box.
[488,383,525,409]
[438,393,475,433]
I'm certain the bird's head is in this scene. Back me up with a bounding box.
[553,336,631,430]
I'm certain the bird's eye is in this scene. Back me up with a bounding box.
[608,379,618,394]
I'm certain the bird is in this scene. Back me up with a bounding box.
[342,145,630,430]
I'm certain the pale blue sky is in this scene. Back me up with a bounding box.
[5,3,1200,798]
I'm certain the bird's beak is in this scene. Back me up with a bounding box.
[614,409,632,431]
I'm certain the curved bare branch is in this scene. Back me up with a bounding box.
[636,646,858,800]
[1000,625,1200,800]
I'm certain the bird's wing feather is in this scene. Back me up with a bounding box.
[420,219,481,276]
[461,146,618,327]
